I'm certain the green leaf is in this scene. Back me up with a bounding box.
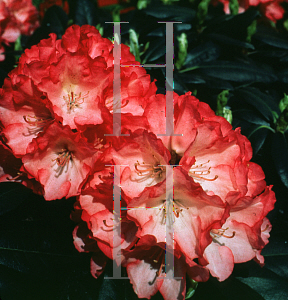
[207,33,255,50]
[279,94,288,112]
[277,68,288,83]
[271,132,288,189]
[236,259,288,300]
[186,277,198,299]
[75,0,98,26]
[234,88,279,122]
[234,109,271,126]
[142,39,166,63]
[254,26,288,50]
[248,126,271,154]
[184,41,220,68]
[195,61,277,83]
[144,4,196,21]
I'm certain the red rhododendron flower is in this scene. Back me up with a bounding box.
[0,0,39,61]
[0,75,54,156]
[21,122,99,200]
[212,0,286,22]
[122,237,209,300]
[108,129,171,199]
[127,168,228,260]
[201,186,275,281]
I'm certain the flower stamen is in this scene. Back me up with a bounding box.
[134,161,164,181]
[52,148,74,177]
[189,160,218,181]
[158,199,188,225]
[101,218,115,232]
[261,224,270,232]
[63,90,89,113]
[23,115,53,135]
[106,98,129,113]
[210,227,236,239]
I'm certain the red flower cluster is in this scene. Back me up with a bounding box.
[212,0,287,22]
[0,0,39,61]
[0,25,275,299]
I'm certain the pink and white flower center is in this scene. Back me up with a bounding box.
[134,160,165,183]
[63,88,89,113]
[157,197,189,226]
[52,148,75,177]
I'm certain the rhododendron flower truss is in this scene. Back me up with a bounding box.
[127,167,228,261]
[21,122,98,200]
[0,22,277,300]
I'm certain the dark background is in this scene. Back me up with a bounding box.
[0,0,288,299]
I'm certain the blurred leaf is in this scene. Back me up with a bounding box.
[199,74,234,90]
[207,33,254,50]
[184,41,220,68]
[279,94,288,113]
[248,126,271,155]
[233,88,279,122]
[236,258,288,300]
[177,73,206,84]
[271,132,288,189]
[147,26,165,37]
[194,61,277,83]
[74,0,98,26]
[255,49,288,59]
[254,26,288,50]
[193,275,265,300]
[142,38,166,63]
[144,4,196,21]
[41,5,68,37]
[277,68,288,83]
[32,0,43,9]
[234,109,271,126]
[0,68,8,87]
[204,8,259,38]
[97,261,141,300]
